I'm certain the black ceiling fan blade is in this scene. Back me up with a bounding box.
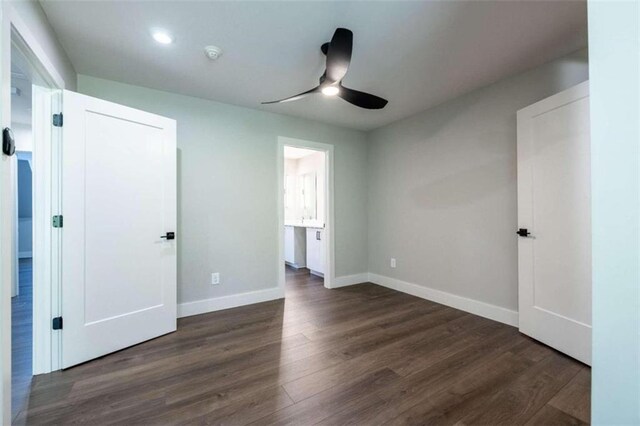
[262,86,320,104]
[338,86,388,109]
[325,28,353,83]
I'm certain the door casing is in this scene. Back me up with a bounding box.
[1,4,67,423]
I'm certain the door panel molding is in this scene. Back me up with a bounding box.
[61,90,176,368]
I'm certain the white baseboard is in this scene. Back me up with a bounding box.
[368,273,519,327]
[332,273,369,288]
[18,251,32,259]
[310,270,324,278]
[178,287,284,318]
[177,274,518,327]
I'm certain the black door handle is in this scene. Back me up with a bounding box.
[516,228,531,237]
[161,232,175,240]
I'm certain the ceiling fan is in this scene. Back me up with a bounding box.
[262,28,388,110]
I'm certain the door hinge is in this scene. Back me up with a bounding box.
[52,215,63,228]
[53,113,63,127]
[52,317,63,330]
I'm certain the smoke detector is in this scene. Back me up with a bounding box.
[204,45,223,61]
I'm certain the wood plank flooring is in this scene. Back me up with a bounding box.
[18,267,590,425]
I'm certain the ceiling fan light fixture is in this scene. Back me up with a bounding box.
[321,86,340,96]
[262,28,387,109]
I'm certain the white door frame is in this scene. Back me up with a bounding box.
[277,137,335,291]
[1,3,66,423]
[31,84,62,375]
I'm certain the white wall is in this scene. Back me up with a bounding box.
[588,1,640,423]
[77,74,369,305]
[284,158,298,222]
[367,50,589,314]
[12,122,32,152]
[297,152,326,225]
[285,151,326,225]
[6,0,76,90]
[0,4,7,421]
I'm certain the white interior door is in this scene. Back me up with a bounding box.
[517,81,591,365]
[61,90,177,368]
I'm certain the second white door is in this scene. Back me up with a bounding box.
[517,81,591,365]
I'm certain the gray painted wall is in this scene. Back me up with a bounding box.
[79,49,588,314]
[367,50,589,312]
[78,75,368,304]
[17,157,32,255]
[588,1,639,422]
[17,158,31,218]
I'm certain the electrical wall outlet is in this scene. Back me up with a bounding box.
[211,272,220,285]
[390,258,397,268]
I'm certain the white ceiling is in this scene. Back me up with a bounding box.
[284,146,318,160]
[40,1,587,131]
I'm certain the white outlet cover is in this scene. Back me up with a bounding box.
[390,258,397,268]
[211,272,220,285]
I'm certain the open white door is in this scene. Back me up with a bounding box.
[517,81,591,365]
[61,90,177,368]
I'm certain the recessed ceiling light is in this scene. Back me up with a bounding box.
[152,30,173,45]
[321,86,340,96]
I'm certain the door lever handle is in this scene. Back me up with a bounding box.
[160,232,175,240]
[516,228,533,238]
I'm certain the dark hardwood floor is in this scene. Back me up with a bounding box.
[17,266,590,425]
[12,258,33,424]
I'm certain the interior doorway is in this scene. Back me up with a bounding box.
[10,42,36,422]
[278,137,334,297]
[8,33,60,422]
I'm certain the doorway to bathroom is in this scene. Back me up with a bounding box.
[277,137,334,296]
